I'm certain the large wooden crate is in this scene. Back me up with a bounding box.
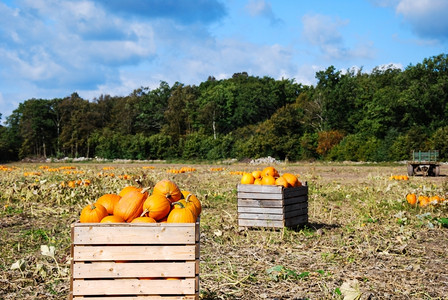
[237,183,308,229]
[69,221,200,300]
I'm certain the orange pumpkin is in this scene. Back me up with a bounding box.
[96,194,121,215]
[282,173,300,187]
[251,170,262,179]
[100,215,125,223]
[167,202,196,223]
[153,179,182,203]
[429,195,441,203]
[176,199,198,219]
[131,216,157,223]
[406,193,417,206]
[275,176,289,188]
[418,195,430,207]
[113,189,149,222]
[261,166,279,178]
[80,203,108,223]
[241,172,255,184]
[118,186,142,197]
[261,175,276,185]
[254,178,262,185]
[181,191,202,216]
[141,194,172,221]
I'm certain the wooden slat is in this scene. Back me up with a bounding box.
[238,219,284,228]
[70,225,75,296]
[238,213,284,221]
[194,221,200,243]
[238,199,307,211]
[284,215,308,227]
[237,199,283,208]
[237,192,283,200]
[72,262,196,279]
[237,184,283,193]
[72,278,196,296]
[238,206,283,214]
[283,195,307,206]
[73,245,196,261]
[284,207,308,219]
[283,202,308,213]
[72,226,196,245]
[283,185,308,198]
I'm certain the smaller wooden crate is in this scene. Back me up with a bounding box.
[69,221,200,300]
[237,183,308,229]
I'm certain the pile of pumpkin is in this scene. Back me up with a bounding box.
[406,193,447,207]
[240,166,301,188]
[389,175,409,181]
[79,179,201,224]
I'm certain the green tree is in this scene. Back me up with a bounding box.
[134,82,172,135]
[11,99,58,158]
[429,126,448,160]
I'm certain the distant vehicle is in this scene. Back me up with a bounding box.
[407,150,440,176]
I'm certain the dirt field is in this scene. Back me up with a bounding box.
[0,161,447,299]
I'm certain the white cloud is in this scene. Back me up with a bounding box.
[245,0,282,25]
[396,0,448,40]
[301,14,376,62]
[294,64,322,86]
[302,14,348,59]
[375,62,403,71]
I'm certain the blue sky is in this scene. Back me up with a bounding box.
[0,0,447,122]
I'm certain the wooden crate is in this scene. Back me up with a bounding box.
[237,183,308,229]
[69,221,200,300]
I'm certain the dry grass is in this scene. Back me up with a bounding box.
[0,162,447,299]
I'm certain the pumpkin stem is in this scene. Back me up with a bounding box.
[171,201,185,208]
[140,209,149,217]
[141,187,151,194]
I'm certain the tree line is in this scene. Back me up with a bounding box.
[1,54,448,163]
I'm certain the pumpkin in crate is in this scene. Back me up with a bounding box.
[118,185,142,197]
[167,201,196,223]
[282,173,301,187]
[131,216,157,223]
[100,215,125,223]
[261,175,276,185]
[275,176,289,188]
[241,172,255,184]
[153,179,182,203]
[113,188,149,222]
[96,194,121,215]
[80,203,108,223]
[261,166,279,178]
[181,191,202,217]
[141,194,172,221]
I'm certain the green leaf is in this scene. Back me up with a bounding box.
[435,217,448,227]
[334,287,342,295]
[266,265,284,274]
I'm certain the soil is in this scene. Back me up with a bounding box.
[0,161,447,299]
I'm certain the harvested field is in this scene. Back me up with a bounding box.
[0,162,447,299]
